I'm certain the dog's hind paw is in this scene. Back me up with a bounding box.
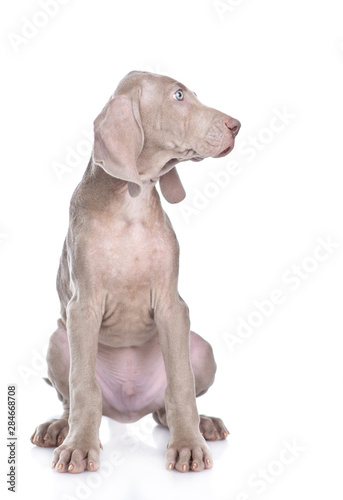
[199,415,229,441]
[30,418,69,447]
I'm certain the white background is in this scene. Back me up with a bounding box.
[1,0,343,499]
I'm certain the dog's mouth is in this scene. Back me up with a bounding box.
[218,145,232,157]
[215,143,234,158]
[192,137,236,161]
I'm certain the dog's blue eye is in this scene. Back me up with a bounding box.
[173,90,184,101]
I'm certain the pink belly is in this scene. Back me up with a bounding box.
[95,337,167,423]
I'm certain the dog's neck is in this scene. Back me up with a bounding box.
[73,159,164,224]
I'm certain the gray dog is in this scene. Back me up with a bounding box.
[31,71,240,474]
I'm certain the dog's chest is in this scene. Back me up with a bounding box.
[93,218,178,342]
[102,220,175,285]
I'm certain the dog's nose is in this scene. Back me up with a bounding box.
[224,117,241,138]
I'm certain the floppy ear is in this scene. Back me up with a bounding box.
[93,95,144,197]
[159,167,186,203]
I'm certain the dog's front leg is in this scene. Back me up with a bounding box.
[52,300,102,473]
[155,296,213,473]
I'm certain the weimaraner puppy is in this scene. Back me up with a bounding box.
[31,71,240,474]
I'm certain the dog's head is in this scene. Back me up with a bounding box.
[93,71,240,203]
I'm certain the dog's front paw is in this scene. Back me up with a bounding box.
[52,436,101,473]
[166,434,213,472]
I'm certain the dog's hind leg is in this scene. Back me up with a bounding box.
[31,321,70,448]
